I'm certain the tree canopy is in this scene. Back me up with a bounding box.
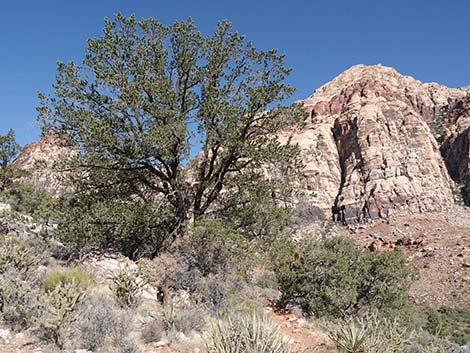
[0,129,21,191]
[0,129,20,169]
[38,14,305,256]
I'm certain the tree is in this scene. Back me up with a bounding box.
[0,129,20,169]
[38,14,305,255]
[0,129,21,191]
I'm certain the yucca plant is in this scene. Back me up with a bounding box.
[327,318,374,353]
[206,312,295,353]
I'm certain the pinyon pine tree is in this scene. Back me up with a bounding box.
[38,13,305,257]
[0,129,21,191]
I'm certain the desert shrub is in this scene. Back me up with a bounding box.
[407,330,467,353]
[75,293,136,352]
[0,183,53,217]
[42,267,91,293]
[0,238,41,274]
[327,318,371,353]
[36,279,86,348]
[174,218,251,278]
[49,196,176,259]
[113,336,141,353]
[192,273,242,313]
[109,266,146,308]
[276,236,416,318]
[206,312,295,353]
[0,268,41,329]
[142,318,166,343]
[142,304,206,345]
[0,238,43,330]
[172,307,206,335]
[423,307,470,346]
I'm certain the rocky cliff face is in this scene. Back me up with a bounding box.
[12,131,73,195]
[289,64,469,222]
[439,96,470,204]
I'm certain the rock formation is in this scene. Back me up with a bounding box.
[12,131,73,195]
[289,64,469,222]
[439,96,470,203]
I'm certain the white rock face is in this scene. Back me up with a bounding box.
[284,64,469,222]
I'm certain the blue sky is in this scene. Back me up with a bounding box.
[1,0,469,146]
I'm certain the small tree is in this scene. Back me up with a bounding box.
[38,14,305,255]
[0,129,21,191]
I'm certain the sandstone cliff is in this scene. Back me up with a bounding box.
[12,131,73,195]
[290,64,469,222]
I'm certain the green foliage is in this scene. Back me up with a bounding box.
[42,267,91,293]
[50,196,176,258]
[0,183,54,217]
[109,266,146,308]
[0,129,20,168]
[424,307,470,346]
[37,279,86,348]
[182,218,251,276]
[408,330,467,353]
[206,312,295,353]
[327,318,370,353]
[38,13,305,254]
[276,236,417,318]
[0,129,22,191]
[0,238,41,274]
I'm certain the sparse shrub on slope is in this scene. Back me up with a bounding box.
[0,268,41,330]
[142,303,207,344]
[276,236,417,319]
[407,330,468,353]
[0,237,43,329]
[75,292,139,352]
[423,307,470,346]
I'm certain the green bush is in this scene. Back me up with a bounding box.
[0,183,53,218]
[408,330,467,353]
[276,236,416,318]
[0,239,41,274]
[424,307,470,346]
[42,267,91,293]
[36,279,86,348]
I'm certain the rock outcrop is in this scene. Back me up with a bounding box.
[12,131,73,195]
[440,96,470,203]
[290,64,469,222]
